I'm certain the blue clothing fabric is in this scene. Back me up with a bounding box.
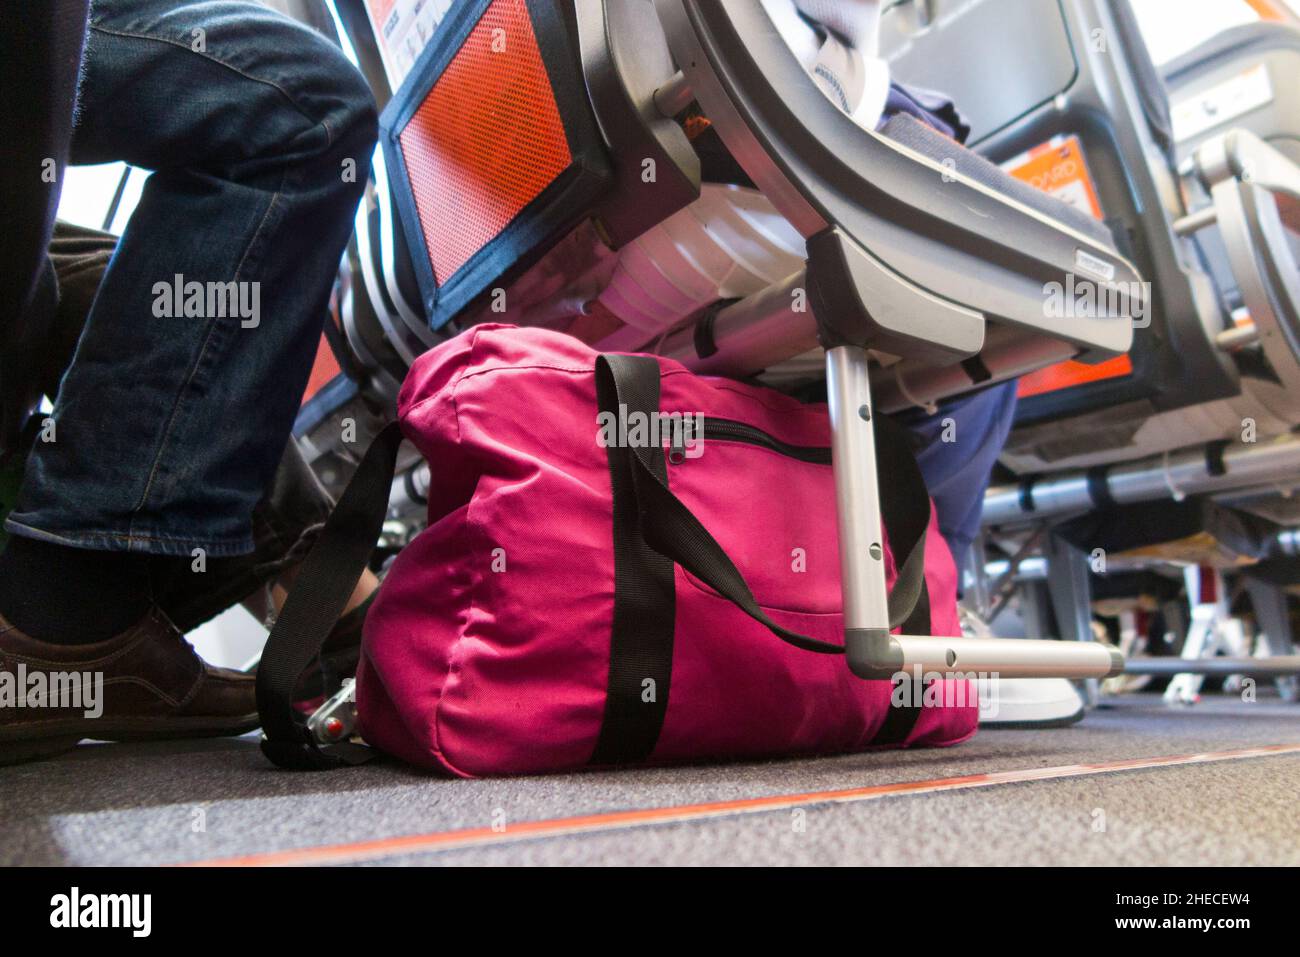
[6,0,377,556]
[878,82,971,142]
[906,382,1018,574]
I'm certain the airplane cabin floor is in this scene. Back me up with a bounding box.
[3,692,1298,866]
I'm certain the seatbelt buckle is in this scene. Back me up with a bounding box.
[308,676,359,747]
[261,679,374,771]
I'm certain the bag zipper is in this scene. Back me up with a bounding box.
[669,416,831,465]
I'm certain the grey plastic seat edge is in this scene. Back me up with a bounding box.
[654,0,1140,358]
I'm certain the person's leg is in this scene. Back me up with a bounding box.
[11,222,377,707]
[0,0,377,645]
[907,380,1018,575]
[1,0,376,762]
[24,222,371,637]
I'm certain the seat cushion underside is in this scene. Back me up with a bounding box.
[880,113,1118,251]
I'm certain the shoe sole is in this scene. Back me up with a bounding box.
[978,702,1086,730]
[0,713,261,767]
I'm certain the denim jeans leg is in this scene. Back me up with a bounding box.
[38,223,337,630]
[5,0,376,557]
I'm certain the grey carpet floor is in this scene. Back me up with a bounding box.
[3,692,1297,866]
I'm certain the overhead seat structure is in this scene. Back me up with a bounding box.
[923,0,1300,539]
[874,0,1300,480]
[877,0,1230,445]
[1166,18,1300,343]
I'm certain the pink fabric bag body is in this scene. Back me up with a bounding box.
[355,325,977,776]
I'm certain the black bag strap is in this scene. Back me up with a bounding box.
[256,421,404,770]
[594,354,934,756]
[595,354,931,653]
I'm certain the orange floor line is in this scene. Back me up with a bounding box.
[187,743,1300,867]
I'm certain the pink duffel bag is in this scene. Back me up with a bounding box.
[257,325,977,775]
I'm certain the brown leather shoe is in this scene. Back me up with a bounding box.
[0,607,258,765]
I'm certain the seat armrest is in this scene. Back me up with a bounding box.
[1190,129,1300,405]
[1195,128,1300,204]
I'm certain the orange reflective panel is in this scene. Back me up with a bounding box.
[398,0,572,285]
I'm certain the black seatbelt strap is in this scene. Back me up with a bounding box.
[257,421,404,770]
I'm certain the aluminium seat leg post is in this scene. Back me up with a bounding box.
[824,345,1125,682]
[826,344,899,680]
